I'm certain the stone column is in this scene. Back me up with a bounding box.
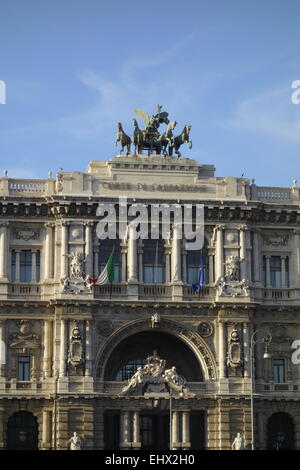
[61,222,69,279]
[182,411,191,449]
[127,224,138,283]
[293,230,300,288]
[0,223,8,279]
[265,255,271,287]
[31,250,37,283]
[281,255,286,288]
[208,247,214,284]
[132,411,141,449]
[42,410,51,449]
[0,321,5,378]
[165,245,172,283]
[137,240,143,283]
[85,320,92,377]
[218,321,226,379]
[171,411,179,449]
[215,225,224,280]
[120,411,131,449]
[85,222,93,277]
[93,248,99,278]
[43,320,52,378]
[15,250,21,282]
[240,226,247,280]
[120,243,127,283]
[171,225,182,283]
[59,319,67,377]
[252,230,260,284]
[44,223,54,279]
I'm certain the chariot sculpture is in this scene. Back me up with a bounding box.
[116,105,192,157]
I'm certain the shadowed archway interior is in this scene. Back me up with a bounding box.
[103,330,203,381]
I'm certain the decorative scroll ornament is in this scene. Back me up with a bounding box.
[67,322,85,370]
[263,232,289,247]
[227,327,243,368]
[15,228,40,241]
[119,351,195,398]
[198,321,213,338]
[97,320,114,337]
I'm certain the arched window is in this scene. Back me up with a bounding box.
[98,239,121,283]
[186,239,209,285]
[143,239,165,284]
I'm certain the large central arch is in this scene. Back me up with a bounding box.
[94,318,217,381]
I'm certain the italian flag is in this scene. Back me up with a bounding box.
[90,249,115,285]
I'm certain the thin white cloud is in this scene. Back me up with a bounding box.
[224,85,300,143]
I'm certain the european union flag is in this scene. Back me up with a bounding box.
[192,251,206,293]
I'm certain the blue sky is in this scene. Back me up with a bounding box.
[1,0,300,186]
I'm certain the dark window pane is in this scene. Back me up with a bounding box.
[272,358,285,383]
[18,356,31,381]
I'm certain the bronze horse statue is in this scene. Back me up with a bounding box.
[170,125,192,158]
[157,121,177,155]
[116,122,131,155]
[132,118,144,154]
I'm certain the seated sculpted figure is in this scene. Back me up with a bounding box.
[122,367,145,393]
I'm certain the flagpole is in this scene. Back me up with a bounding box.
[199,250,202,298]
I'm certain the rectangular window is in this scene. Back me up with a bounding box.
[11,249,41,283]
[17,356,31,381]
[20,250,32,283]
[272,358,285,383]
[11,250,16,282]
[263,256,289,288]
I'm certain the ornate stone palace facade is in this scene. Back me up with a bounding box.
[0,154,299,450]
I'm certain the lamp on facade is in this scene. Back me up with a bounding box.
[250,329,272,450]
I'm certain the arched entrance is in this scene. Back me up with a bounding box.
[7,411,39,450]
[267,412,294,450]
[104,330,204,381]
[101,328,208,450]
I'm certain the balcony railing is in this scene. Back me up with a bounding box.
[8,179,46,194]
[8,283,41,298]
[183,285,215,301]
[139,284,172,299]
[93,283,127,298]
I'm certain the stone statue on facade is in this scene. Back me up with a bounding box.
[67,251,85,278]
[216,255,249,297]
[60,252,92,295]
[68,432,82,450]
[119,352,194,398]
[231,433,245,450]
